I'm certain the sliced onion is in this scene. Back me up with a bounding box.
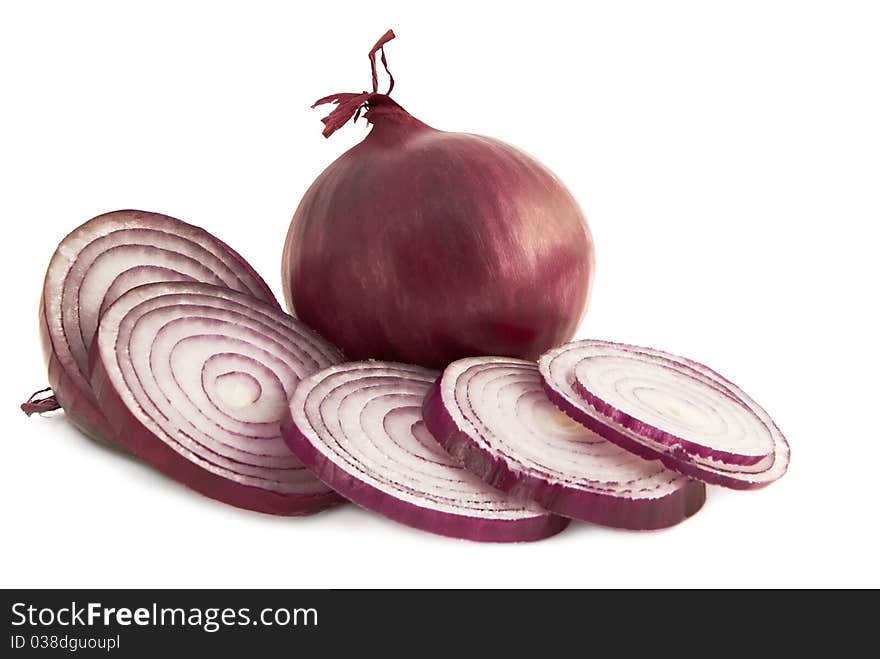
[282,361,568,542]
[573,342,775,465]
[422,357,705,530]
[539,341,790,490]
[90,281,344,515]
[40,209,279,444]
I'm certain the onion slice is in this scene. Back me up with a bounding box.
[40,209,279,444]
[90,281,344,514]
[422,357,705,530]
[282,361,568,542]
[539,341,790,490]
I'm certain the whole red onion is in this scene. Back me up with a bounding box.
[283,31,595,369]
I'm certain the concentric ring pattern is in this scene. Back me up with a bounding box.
[540,341,789,489]
[92,281,344,514]
[423,357,705,529]
[284,361,567,542]
[41,209,278,443]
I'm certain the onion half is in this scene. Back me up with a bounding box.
[539,341,790,490]
[282,361,568,542]
[422,357,705,530]
[90,281,344,514]
[38,209,278,444]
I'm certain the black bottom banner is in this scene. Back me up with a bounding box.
[0,588,862,654]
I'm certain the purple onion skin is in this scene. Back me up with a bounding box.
[280,406,570,542]
[422,379,706,530]
[88,346,342,516]
[283,96,595,369]
[39,291,116,446]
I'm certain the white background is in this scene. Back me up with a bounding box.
[2,1,877,588]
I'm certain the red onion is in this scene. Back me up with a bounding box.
[539,341,790,489]
[281,361,568,541]
[90,281,344,514]
[422,357,705,529]
[30,209,278,445]
[282,30,595,369]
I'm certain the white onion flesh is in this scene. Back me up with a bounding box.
[423,357,705,529]
[283,362,567,541]
[91,281,344,514]
[540,341,790,490]
[41,209,278,443]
